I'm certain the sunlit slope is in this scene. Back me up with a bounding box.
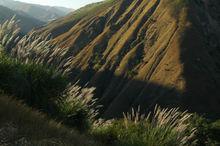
[39,0,220,118]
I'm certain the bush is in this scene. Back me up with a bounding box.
[0,53,67,112]
[190,114,220,146]
[92,106,197,146]
[55,83,101,131]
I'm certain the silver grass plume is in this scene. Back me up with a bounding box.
[58,82,102,124]
[11,31,71,75]
[0,16,20,51]
[0,17,71,75]
[123,105,197,145]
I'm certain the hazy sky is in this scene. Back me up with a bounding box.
[15,0,104,9]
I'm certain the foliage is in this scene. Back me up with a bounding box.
[56,83,101,131]
[0,16,71,75]
[10,31,71,74]
[0,16,20,51]
[0,53,67,112]
[92,105,197,146]
[189,114,220,146]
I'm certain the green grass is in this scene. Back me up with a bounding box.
[0,53,68,112]
[55,85,99,131]
[92,106,197,146]
[189,115,220,146]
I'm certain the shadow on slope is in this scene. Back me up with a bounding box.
[178,1,220,119]
[68,68,185,119]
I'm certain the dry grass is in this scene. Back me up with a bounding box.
[56,83,102,131]
[0,16,72,76]
[0,16,20,51]
[0,94,99,146]
[92,105,197,146]
[124,105,197,145]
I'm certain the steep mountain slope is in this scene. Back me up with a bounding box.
[0,6,43,34]
[38,0,220,118]
[0,0,73,22]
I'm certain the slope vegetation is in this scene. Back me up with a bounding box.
[39,0,220,118]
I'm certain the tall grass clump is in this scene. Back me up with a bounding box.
[0,16,72,75]
[10,31,71,74]
[92,105,197,146]
[0,16,20,52]
[55,83,101,131]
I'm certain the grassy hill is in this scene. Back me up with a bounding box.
[37,0,220,118]
[1,15,220,145]
[0,5,44,34]
[0,0,73,22]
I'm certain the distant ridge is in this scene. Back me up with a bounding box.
[0,5,44,34]
[0,0,73,22]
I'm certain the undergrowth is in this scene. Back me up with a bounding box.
[0,52,67,112]
[92,106,197,146]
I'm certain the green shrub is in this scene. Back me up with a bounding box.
[92,106,197,146]
[55,84,101,131]
[0,53,67,112]
[189,114,220,146]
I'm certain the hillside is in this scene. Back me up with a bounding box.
[0,95,98,146]
[38,0,220,118]
[1,8,220,145]
[0,0,73,22]
[0,6,43,34]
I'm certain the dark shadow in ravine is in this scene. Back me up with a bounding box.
[177,1,220,119]
[69,68,184,119]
